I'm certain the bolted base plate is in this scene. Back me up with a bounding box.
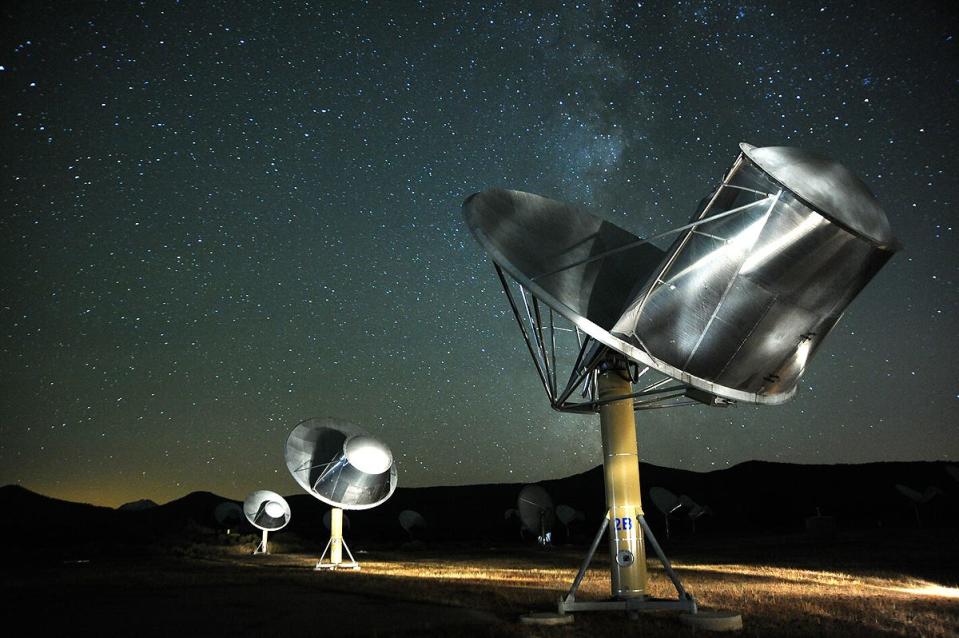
[559,596,697,615]
[315,562,360,571]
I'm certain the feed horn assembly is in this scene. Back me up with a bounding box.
[462,143,897,621]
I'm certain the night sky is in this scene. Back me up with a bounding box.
[2,2,956,507]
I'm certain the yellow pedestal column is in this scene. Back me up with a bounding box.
[330,507,344,565]
[598,368,647,598]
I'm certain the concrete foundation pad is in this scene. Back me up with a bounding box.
[520,611,575,625]
[680,610,744,632]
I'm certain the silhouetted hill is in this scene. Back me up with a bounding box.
[3,460,956,553]
[118,499,157,512]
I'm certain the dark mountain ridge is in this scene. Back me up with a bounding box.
[4,460,956,552]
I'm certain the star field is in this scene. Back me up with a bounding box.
[1,1,956,506]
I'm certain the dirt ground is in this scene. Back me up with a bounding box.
[5,531,958,637]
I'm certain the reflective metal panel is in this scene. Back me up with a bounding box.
[285,417,398,510]
[243,490,291,531]
[615,154,895,401]
[463,189,666,332]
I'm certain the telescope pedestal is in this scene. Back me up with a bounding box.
[316,508,359,570]
[557,366,697,616]
[253,529,269,555]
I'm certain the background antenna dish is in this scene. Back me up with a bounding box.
[895,483,943,528]
[518,484,555,546]
[556,504,584,526]
[649,487,682,539]
[398,510,427,541]
[556,504,585,540]
[285,417,398,570]
[678,494,711,534]
[242,490,291,555]
[213,501,243,534]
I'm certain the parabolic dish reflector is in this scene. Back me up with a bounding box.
[285,417,398,510]
[243,490,291,531]
[518,484,556,534]
[214,501,243,527]
[463,143,897,405]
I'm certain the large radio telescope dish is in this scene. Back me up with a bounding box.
[462,142,897,620]
[463,143,897,411]
[285,417,397,510]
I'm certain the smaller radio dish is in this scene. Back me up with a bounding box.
[285,417,398,510]
[895,484,942,504]
[243,490,291,531]
[399,510,427,540]
[650,487,682,539]
[214,501,243,533]
[895,483,944,529]
[243,490,291,555]
[518,484,555,545]
[556,504,584,539]
[556,504,584,526]
[649,487,681,516]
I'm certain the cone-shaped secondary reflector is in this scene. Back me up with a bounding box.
[344,435,393,474]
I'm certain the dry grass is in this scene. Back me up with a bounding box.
[6,535,957,637]
[194,540,958,637]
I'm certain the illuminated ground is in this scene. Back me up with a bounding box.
[5,534,957,637]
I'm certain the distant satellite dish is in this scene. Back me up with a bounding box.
[556,504,584,526]
[650,488,681,515]
[214,501,243,534]
[285,417,398,570]
[518,485,555,546]
[895,484,942,504]
[463,142,897,617]
[649,487,682,539]
[556,504,585,539]
[398,510,427,541]
[242,490,291,555]
[895,483,943,528]
[678,495,711,534]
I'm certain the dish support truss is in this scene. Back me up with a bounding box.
[492,266,704,615]
[493,263,732,414]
